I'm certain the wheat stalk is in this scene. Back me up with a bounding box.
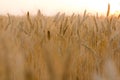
[107,3,110,17]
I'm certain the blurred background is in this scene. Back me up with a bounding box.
[0,0,120,15]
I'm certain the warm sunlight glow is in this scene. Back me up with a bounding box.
[108,0,120,15]
[0,0,120,15]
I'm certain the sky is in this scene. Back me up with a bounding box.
[0,0,120,16]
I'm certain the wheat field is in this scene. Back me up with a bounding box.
[0,5,120,80]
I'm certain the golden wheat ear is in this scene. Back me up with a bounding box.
[118,14,120,18]
[47,30,51,40]
[27,11,29,17]
[106,3,110,17]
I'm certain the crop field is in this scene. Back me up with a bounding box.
[0,5,120,80]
